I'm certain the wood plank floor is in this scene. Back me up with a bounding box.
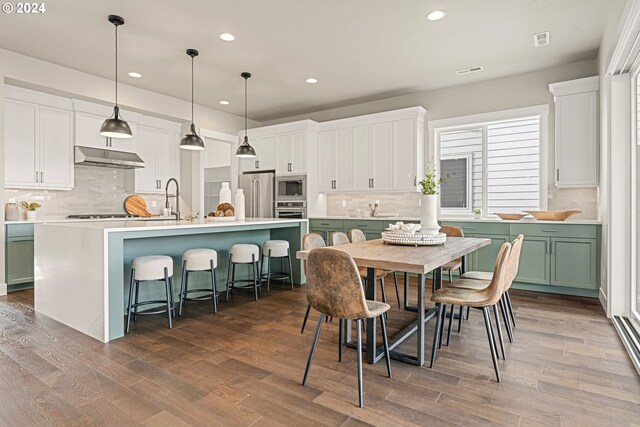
[0,282,638,426]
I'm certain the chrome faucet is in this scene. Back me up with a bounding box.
[165,178,180,221]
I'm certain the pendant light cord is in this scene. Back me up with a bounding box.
[191,55,194,124]
[114,24,118,107]
[244,76,248,138]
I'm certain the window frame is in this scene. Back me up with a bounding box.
[439,153,473,213]
[428,105,549,218]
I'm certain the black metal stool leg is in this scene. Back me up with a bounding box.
[301,304,311,333]
[393,271,401,308]
[430,303,444,368]
[302,313,324,386]
[500,295,513,342]
[356,318,364,408]
[133,276,140,321]
[164,267,173,329]
[226,254,233,302]
[506,291,516,328]
[252,254,259,301]
[210,259,218,313]
[267,250,272,294]
[287,249,294,290]
[446,304,455,346]
[338,319,343,362]
[493,304,506,360]
[482,307,501,382]
[126,270,135,333]
[457,305,464,332]
[380,314,392,379]
[379,278,388,319]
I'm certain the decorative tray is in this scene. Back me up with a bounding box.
[381,231,447,246]
[205,216,236,222]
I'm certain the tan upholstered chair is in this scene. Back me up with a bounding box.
[429,241,512,382]
[349,229,401,308]
[302,247,391,407]
[439,225,464,282]
[300,233,326,334]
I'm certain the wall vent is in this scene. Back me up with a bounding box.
[534,31,550,47]
[456,66,484,76]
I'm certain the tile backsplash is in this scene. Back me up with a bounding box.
[4,166,184,218]
[326,187,599,220]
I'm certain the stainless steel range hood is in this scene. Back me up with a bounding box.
[74,146,145,169]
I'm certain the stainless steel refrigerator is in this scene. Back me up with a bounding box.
[239,170,276,218]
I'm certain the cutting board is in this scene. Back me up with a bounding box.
[124,195,152,217]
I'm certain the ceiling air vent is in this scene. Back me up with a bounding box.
[534,31,550,47]
[456,66,484,76]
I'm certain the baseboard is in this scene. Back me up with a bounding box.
[0,282,7,296]
[599,288,608,315]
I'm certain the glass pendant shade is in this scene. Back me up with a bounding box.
[102,15,132,139]
[236,135,257,158]
[180,123,205,150]
[100,106,132,138]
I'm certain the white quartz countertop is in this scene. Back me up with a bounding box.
[6,215,177,224]
[310,216,602,225]
[35,217,308,232]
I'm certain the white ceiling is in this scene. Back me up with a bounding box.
[0,0,619,122]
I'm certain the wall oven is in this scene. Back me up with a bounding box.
[275,201,307,219]
[275,175,306,201]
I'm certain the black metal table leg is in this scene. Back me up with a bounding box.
[365,267,377,364]
[415,272,425,366]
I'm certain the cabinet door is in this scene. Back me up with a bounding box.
[290,132,307,173]
[550,238,597,289]
[513,236,551,285]
[257,136,276,170]
[353,126,372,190]
[275,133,291,174]
[5,99,38,187]
[6,237,34,285]
[372,122,393,190]
[108,122,138,154]
[75,112,109,149]
[135,125,160,193]
[39,106,74,189]
[156,129,180,190]
[335,128,353,191]
[468,234,510,273]
[393,119,417,190]
[555,92,598,187]
[317,131,334,192]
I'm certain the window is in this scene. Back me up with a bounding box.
[436,114,543,215]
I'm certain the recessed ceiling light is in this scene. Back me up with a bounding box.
[306,78,318,84]
[128,72,142,78]
[219,33,235,42]
[219,100,230,105]
[427,10,446,21]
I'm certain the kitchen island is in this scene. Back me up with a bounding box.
[34,218,308,342]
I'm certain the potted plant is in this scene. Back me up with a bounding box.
[21,201,41,220]
[473,208,482,219]
[418,164,448,235]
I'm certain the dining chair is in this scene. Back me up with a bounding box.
[429,241,512,382]
[331,231,390,314]
[300,233,327,334]
[439,225,464,283]
[302,247,392,408]
[349,228,402,309]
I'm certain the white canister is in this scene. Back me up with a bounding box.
[235,189,246,220]
[5,199,21,221]
[219,182,232,204]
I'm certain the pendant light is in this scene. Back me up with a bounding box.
[100,15,132,139]
[236,72,257,158]
[180,49,205,150]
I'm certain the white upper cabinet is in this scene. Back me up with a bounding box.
[73,99,139,154]
[392,118,423,191]
[317,128,353,192]
[549,76,599,188]
[371,122,393,190]
[353,125,372,190]
[134,116,181,194]
[276,131,307,174]
[5,86,74,190]
[317,131,334,192]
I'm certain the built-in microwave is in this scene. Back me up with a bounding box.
[275,175,306,201]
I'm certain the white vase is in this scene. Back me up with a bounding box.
[420,194,440,235]
[27,210,38,220]
[219,182,231,204]
[235,189,245,220]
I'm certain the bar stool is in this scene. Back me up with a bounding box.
[226,244,261,301]
[260,240,293,292]
[126,255,176,333]
[179,248,219,316]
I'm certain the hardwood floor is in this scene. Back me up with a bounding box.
[0,282,638,426]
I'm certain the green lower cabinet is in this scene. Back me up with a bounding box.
[550,237,597,290]
[513,236,551,285]
[466,234,509,273]
[6,236,34,287]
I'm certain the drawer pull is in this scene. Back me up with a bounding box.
[462,226,477,229]
[357,224,368,228]
[542,229,559,232]
[320,223,330,226]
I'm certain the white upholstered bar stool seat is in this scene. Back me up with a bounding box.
[261,240,293,292]
[132,255,174,281]
[126,255,176,333]
[179,249,220,316]
[226,244,261,301]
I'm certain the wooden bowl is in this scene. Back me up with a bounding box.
[495,213,526,220]
[524,210,581,221]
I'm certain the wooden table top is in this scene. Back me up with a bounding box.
[296,237,491,275]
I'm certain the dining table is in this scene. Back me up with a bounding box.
[296,236,491,367]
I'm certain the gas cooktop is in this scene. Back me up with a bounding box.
[67,214,138,220]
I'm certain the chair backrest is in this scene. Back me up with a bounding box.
[505,234,524,290]
[440,225,464,264]
[480,241,512,306]
[349,229,366,243]
[306,247,372,319]
[331,231,351,246]
[302,233,326,275]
